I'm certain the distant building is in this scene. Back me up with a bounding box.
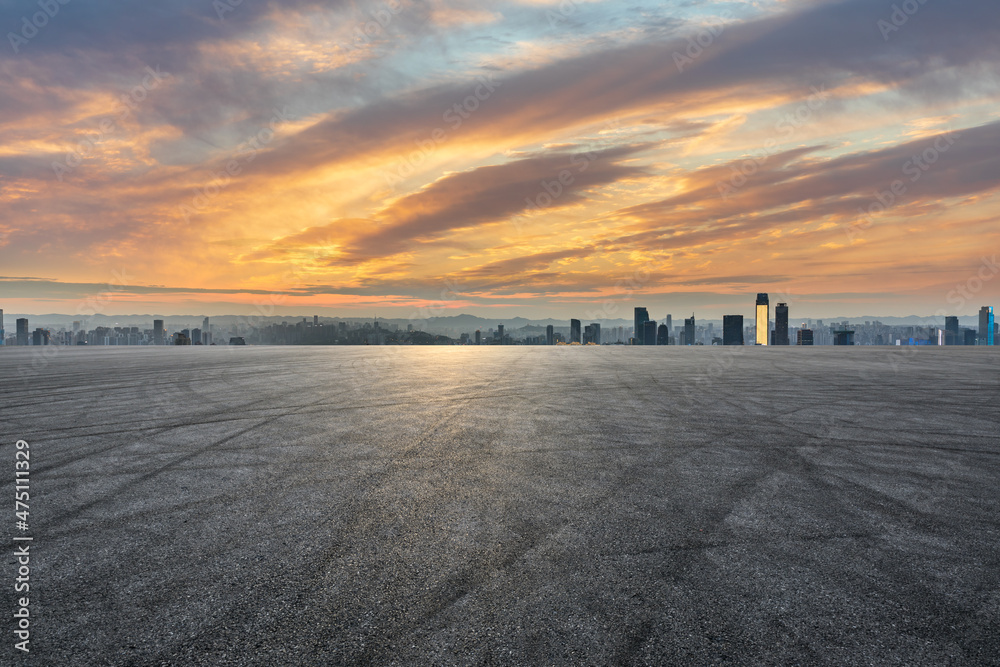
[570,319,581,344]
[656,323,668,345]
[153,319,165,345]
[16,318,29,346]
[723,315,744,345]
[665,314,672,337]
[475,330,482,345]
[634,307,649,345]
[774,302,789,345]
[833,330,855,345]
[945,316,960,345]
[191,328,202,345]
[797,329,814,345]
[684,315,695,346]
[228,337,246,345]
[587,323,601,345]
[755,293,769,345]
[643,320,657,345]
[545,325,554,346]
[175,332,191,345]
[963,328,977,346]
[980,306,995,346]
[0,308,4,346]
[32,328,49,346]
[497,324,505,345]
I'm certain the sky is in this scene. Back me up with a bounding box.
[1,0,999,321]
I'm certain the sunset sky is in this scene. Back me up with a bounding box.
[2,0,999,319]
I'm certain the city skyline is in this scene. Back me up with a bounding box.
[2,1,1000,318]
[5,290,996,348]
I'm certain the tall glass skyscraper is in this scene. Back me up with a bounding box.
[774,302,789,345]
[684,315,695,346]
[980,306,995,346]
[723,315,744,345]
[570,319,581,344]
[755,293,769,345]
[634,307,649,345]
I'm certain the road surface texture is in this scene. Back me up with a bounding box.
[2,346,999,665]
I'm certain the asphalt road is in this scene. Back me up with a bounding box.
[1,346,999,665]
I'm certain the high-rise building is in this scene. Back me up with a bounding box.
[723,315,744,345]
[497,324,505,345]
[775,303,789,345]
[945,316,960,345]
[313,315,318,327]
[153,319,165,345]
[634,308,649,345]
[475,330,481,345]
[32,328,49,346]
[684,315,695,346]
[797,329,814,345]
[191,328,202,345]
[16,318,29,346]
[0,308,4,346]
[665,314,672,336]
[980,306,995,346]
[833,330,855,345]
[546,325,554,346]
[589,323,601,345]
[656,324,668,345]
[755,293,769,345]
[570,319,581,344]
[643,320,657,345]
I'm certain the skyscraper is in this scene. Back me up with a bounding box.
[723,315,744,345]
[656,324,668,345]
[570,319,581,344]
[775,303,789,345]
[589,323,601,345]
[945,316,960,345]
[643,320,657,345]
[797,329,814,345]
[475,330,482,345]
[684,315,695,346]
[755,293,769,345]
[16,318,29,346]
[980,306,995,346]
[497,324,505,345]
[0,308,4,346]
[634,307,649,345]
[665,314,672,336]
[546,324,554,346]
[154,319,165,345]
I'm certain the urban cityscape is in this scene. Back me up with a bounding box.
[1,297,995,348]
